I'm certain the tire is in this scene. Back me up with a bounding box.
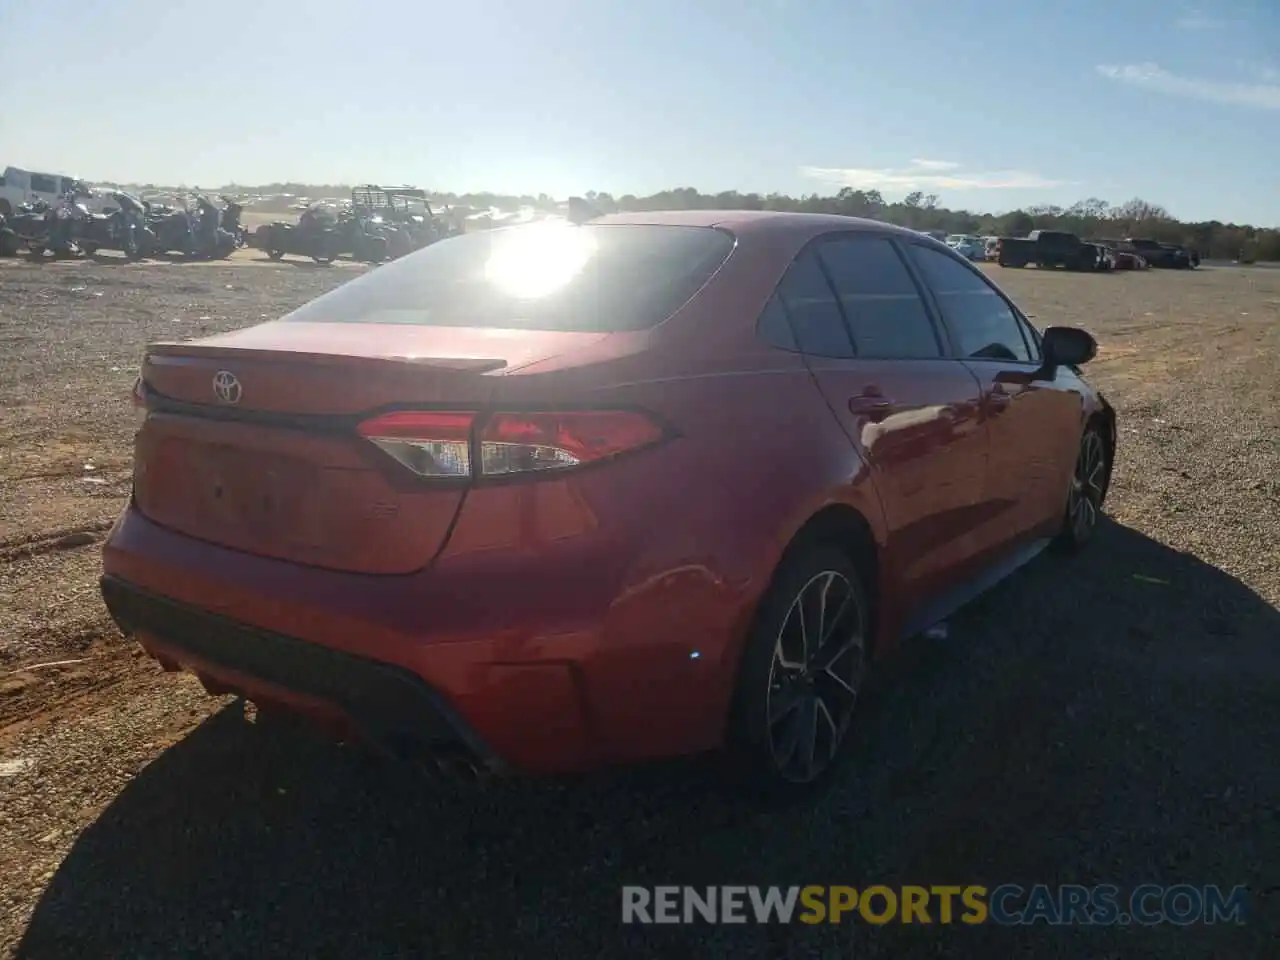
[359,236,389,263]
[726,545,870,801]
[1054,425,1109,551]
[310,232,337,264]
[0,229,17,257]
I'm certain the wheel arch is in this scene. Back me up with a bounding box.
[782,504,880,611]
[1088,397,1117,504]
[720,502,883,785]
[725,500,884,694]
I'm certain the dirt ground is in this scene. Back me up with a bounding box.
[0,254,1277,958]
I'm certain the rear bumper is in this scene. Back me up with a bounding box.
[100,575,507,778]
[100,504,743,773]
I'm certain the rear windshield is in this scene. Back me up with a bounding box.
[283,222,736,332]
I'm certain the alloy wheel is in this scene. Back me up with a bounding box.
[766,570,865,784]
[1069,430,1106,540]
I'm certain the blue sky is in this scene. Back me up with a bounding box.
[3,0,1277,224]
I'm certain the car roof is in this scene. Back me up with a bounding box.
[589,209,928,243]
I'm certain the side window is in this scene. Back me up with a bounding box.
[816,237,943,359]
[757,294,799,351]
[908,245,1033,362]
[30,174,57,194]
[1017,314,1043,359]
[774,251,853,358]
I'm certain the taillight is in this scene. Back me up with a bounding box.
[357,410,475,478]
[479,411,664,476]
[356,409,665,479]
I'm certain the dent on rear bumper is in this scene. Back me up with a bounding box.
[100,506,736,773]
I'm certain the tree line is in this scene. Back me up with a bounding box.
[195,181,1278,261]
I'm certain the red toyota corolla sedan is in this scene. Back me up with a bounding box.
[101,210,1116,795]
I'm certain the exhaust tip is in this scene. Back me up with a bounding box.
[379,732,487,782]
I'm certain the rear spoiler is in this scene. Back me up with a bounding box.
[567,196,602,225]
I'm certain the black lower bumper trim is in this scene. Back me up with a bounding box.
[99,575,506,775]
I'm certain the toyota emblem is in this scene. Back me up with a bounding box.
[213,370,242,404]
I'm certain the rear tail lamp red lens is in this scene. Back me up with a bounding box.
[356,409,665,479]
[357,410,475,478]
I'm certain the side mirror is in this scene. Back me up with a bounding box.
[1041,326,1097,367]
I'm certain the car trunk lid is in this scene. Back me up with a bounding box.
[133,322,608,574]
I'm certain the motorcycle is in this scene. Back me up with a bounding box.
[191,196,236,259]
[30,195,91,259]
[220,197,249,248]
[146,201,197,255]
[8,201,50,243]
[80,191,156,260]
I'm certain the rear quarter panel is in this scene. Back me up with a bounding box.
[438,348,885,761]
[433,223,891,761]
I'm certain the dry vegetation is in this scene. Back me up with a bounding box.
[0,252,1277,958]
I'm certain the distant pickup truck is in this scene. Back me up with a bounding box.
[1103,237,1199,269]
[994,230,1105,271]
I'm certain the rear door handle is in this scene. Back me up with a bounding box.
[849,395,895,420]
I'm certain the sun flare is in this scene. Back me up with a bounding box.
[483,221,598,300]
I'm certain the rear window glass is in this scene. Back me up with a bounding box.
[283,222,736,332]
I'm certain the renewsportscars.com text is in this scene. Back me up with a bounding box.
[621,884,1250,926]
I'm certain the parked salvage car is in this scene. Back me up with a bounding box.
[1098,244,1148,270]
[102,212,1115,797]
[995,230,1099,270]
[947,236,986,261]
[1117,237,1198,269]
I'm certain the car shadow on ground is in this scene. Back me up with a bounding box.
[87,252,227,266]
[249,255,368,270]
[16,521,1280,959]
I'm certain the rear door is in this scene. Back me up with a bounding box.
[770,235,990,607]
[903,242,1084,546]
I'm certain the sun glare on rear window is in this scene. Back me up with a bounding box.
[281,223,736,332]
[484,221,598,299]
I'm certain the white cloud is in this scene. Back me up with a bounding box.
[908,159,960,171]
[1174,13,1224,30]
[800,158,1061,192]
[1096,62,1280,110]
